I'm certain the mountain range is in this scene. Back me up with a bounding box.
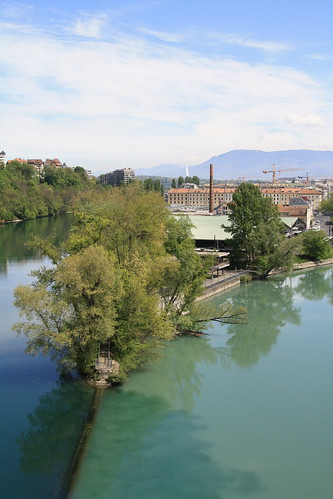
[135,150,333,180]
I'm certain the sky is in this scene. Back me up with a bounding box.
[1,0,333,173]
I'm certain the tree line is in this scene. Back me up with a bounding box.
[0,161,100,221]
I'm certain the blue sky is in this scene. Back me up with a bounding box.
[1,0,333,172]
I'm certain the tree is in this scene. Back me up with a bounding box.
[14,185,175,379]
[143,178,154,191]
[224,183,288,273]
[177,176,184,187]
[74,166,88,178]
[142,178,163,195]
[153,178,163,195]
[171,178,177,189]
[301,230,333,261]
[255,237,301,279]
[161,215,246,331]
[13,245,121,373]
[13,185,246,382]
[161,216,207,320]
[192,175,200,186]
[320,194,333,226]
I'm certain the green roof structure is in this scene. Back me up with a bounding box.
[175,214,300,242]
[179,215,231,241]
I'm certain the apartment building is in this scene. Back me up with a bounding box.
[168,185,323,211]
[44,158,63,168]
[260,187,322,211]
[167,187,234,208]
[99,168,135,186]
[27,159,45,175]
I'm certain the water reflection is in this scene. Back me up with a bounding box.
[295,267,333,304]
[17,380,94,487]
[73,390,266,499]
[131,276,304,413]
[219,280,301,367]
[131,336,232,413]
[0,215,75,274]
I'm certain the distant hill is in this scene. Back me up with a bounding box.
[136,150,333,180]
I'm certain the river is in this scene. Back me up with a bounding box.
[0,216,95,499]
[71,268,333,499]
[1,217,333,498]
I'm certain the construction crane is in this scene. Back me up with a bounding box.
[297,174,333,185]
[262,164,305,184]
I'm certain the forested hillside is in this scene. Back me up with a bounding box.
[0,162,102,221]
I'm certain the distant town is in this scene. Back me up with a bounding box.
[1,149,332,236]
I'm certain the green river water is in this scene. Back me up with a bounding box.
[72,268,333,499]
[1,217,332,498]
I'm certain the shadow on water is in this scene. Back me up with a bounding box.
[72,390,266,499]
[134,336,233,413]
[16,379,95,498]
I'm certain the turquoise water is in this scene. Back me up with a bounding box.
[0,217,95,499]
[72,268,333,499]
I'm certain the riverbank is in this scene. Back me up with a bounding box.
[292,257,333,270]
[198,258,333,299]
[197,271,248,300]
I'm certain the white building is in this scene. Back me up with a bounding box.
[0,150,6,165]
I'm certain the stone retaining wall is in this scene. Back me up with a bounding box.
[292,258,333,270]
[197,259,333,301]
[196,272,247,301]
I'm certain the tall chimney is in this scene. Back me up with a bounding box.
[209,163,214,213]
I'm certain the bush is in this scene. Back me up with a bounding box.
[240,273,252,283]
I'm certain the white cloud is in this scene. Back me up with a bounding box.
[286,113,327,127]
[70,13,109,39]
[0,20,332,171]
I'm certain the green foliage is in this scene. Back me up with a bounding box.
[161,216,207,320]
[300,230,333,261]
[240,274,252,283]
[224,183,289,274]
[256,237,302,278]
[0,163,94,221]
[177,176,184,187]
[171,178,177,188]
[13,185,245,381]
[183,175,200,185]
[13,245,121,372]
[320,194,333,215]
[143,177,164,195]
[175,301,247,334]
